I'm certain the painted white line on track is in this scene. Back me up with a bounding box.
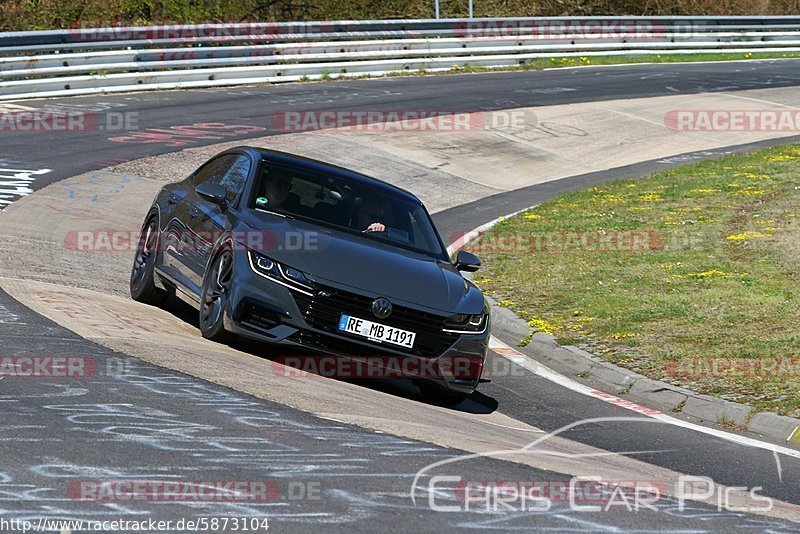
[717,91,800,109]
[446,207,528,256]
[448,206,800,462]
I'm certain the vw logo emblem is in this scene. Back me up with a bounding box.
[372,298,392,319]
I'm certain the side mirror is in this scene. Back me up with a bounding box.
[454,250,481,272]
[196,183,228,207]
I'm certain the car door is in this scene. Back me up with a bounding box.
[162,154,239,291]
[186,154,253,288]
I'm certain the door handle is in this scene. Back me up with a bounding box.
[190,208,201,218]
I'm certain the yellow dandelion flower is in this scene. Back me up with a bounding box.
[609,332,636,340]
[732,189,765,196]
[527,317,560,335]
[726,231,768,241]
[684,269,726,279]
[639,194,663,201]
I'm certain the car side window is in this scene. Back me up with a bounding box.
[193,154,238,186]
[218,155,252,206]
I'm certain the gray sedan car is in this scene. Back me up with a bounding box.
[130,147,489,404]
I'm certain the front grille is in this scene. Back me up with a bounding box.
[291,283,460,357]
[289,329,407,359]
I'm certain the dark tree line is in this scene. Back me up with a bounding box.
[2,0,799,31]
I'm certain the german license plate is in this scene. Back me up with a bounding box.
[338,314,416,349]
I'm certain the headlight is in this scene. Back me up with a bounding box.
[248,251,313,294]
[443,304,489,334]
[282,265,312,287]
[253,255,279,277]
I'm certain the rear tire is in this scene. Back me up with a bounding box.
[130,215,169,306]
[199,249,234,343]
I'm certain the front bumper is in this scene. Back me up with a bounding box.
[225,250,489,395]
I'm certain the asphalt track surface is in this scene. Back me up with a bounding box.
[2,61,800,531]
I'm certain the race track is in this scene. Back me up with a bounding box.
[2,60,800,531]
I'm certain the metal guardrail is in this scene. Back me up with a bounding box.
[1,16,799,100]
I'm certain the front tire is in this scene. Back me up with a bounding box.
[199,249,234,342]
[130,215,169,306]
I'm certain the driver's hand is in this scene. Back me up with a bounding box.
[365,222,386,233]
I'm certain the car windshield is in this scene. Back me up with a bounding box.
[250,160,447,259]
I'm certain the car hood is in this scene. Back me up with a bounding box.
[240,213,484,314]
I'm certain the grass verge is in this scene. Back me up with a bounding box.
[460,51,800,71]
[294,52,800,83]
[470,143,800,416]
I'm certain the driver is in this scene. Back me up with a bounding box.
[355,198,386,233]
[260,173,293,210]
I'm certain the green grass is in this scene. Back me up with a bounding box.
[518,51,800,69]
[470,144,800,416]
[286,52,800,86]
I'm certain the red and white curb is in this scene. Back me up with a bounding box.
[489,336,800,462]
[449,208,800,462]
